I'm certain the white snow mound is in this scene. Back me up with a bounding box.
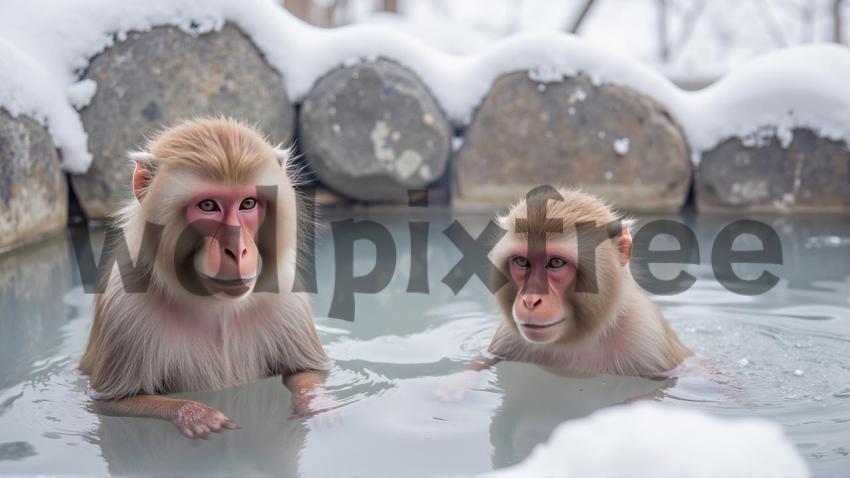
[1,0,849,172]
[485,402,809,478]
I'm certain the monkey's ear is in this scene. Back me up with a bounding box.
[616,226,633,266]
[129,151,158,202]
[273,146,295,168]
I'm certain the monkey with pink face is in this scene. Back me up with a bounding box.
[438,188,693,400]
[487,188,692,374]
[79,119,334,438]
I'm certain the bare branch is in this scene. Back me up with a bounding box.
[569,0,597,34]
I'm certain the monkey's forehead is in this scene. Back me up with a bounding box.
[154,161,285,189]
[500,212,626,234]
[492,234,580,261]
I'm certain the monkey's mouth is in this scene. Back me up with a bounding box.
[518,318,565,330]
[200,274,258,296]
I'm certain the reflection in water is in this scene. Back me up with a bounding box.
[0,212,848,476]
[0,233,72,390]
[488,363,668,469]
[96,378,307,476]
[0,442,37,461]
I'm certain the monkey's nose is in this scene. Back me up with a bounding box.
[223,246,248,265]
[522,295,543,310]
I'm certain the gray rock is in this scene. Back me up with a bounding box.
[71,24,294,219]
[299,59,452,202]
[0,109,67,251]
[697,129,850,212]
[454,72,691,212]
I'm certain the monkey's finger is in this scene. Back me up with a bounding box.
[208,421,223,432]
[222,419,239,430]
[191,424,208,437]
[179,426,194,438]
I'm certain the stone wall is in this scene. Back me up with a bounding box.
[2,23,849,251]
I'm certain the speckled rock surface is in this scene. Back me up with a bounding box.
[299,60,452,202]
[0,109,67,251]
[697,129,850,212]
[454,72,691,211]
[71,24,294,219]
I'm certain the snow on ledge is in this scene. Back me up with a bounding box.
[485,402,810,478]
[681,44,850,163]
[0,0,848,172]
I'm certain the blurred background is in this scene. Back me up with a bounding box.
[283,0,848,88]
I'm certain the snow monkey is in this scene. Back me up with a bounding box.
[79,118,333,438]
[485,188,692,375]
[438,188,692,401]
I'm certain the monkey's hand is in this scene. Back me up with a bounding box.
[171,400,238,439]
[92,394,238,439]
[434,369,490,403]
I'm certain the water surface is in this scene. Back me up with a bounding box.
[0,210,848,476]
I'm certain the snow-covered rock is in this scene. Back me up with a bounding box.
[697,129,850,212]
[683,44,850,164]
[68,24,294,219]
[2,0,850,213]
[300,59,451,202]
[455,72,690,211]
[485,402,809,478]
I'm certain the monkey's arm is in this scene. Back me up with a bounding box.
[93,395,237,438]
[467,352,502,371]
[283,370,338,416]
[434,351,502,403]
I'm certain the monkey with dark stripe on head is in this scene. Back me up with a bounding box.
[437,188,692,401]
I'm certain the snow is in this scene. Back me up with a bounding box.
[67,80,97,110]
[613,137,630,156]
[0,37,91,171]
[681,43,850,161]
[486,402,810,478]
[1,0,849,172]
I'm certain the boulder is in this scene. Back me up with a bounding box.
[71,24,294,219]
[697,129,850,212]
[454,72,691,211]
[0,109,67,251]
[299,59,452,202]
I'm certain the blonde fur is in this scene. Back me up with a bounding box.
[79,118,328,398]
[488,188,691,376]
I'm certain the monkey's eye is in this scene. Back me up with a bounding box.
[197,199,219,212]
[547,257,567,269]
[512,256,530,268]
[240,197,258,210]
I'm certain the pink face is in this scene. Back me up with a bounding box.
[508,247,577,344]
[185,187,266,298]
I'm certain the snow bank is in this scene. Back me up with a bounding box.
[485,402,809,478]
[0,38,91,172]
[1,0,849,172]
[681,44,850,161]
